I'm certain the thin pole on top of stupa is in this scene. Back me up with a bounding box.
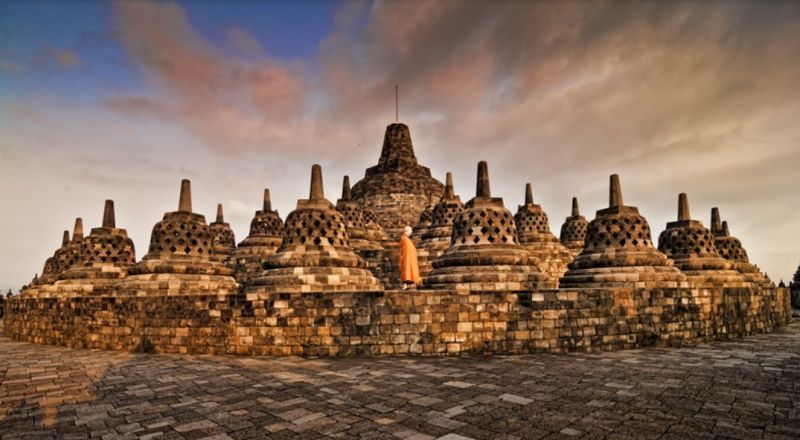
[395,84,399,122]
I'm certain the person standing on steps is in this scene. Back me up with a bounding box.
[399,225,422,289]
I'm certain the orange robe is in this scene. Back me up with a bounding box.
[399,235,422,284]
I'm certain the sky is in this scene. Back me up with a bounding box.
[1,0,799,291]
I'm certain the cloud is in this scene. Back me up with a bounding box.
[49,49,80,68]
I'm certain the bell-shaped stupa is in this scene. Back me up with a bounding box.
[124,179,237,295]
[424,162,552,291]
[336,175,385,275]
[709,208,771,286]
[351,123,444,239]
[559,197,588,257]
[37,230,71,285]
[561,175,687,288]
[657,194,746,287]
[230,189,284,283]
[210,203,236,261]
[514,183,573,283]
[417,172,463,277]
[245,165,382,293]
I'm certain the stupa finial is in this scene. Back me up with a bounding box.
[445,172,455,199]
[263,188,272,212]
[102,200,116,228]
[722,220,730,236]
[72,217,84,241]
[178,179,192,212]
[678,193,690,221]
[341,175,352,201]
[309,164,324,200]
[571,197,580,217]
[476,161,491,198]
[61,230,70,247]
[609,174,623,208]
[525,183,533,205]
[216,203,224,223]
[711,207,721,232]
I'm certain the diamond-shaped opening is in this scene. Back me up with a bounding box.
[183,246,191,254]
[313,237,322,245]
[473,236,480,244]
[487,235,495,243]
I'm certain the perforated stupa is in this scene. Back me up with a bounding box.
[561,175,687,288]
[559,197,588,257]
[424,162,552,291]
[245,165,382,293]
[210,203,236,262]
[417,172,463,277]
[230,189,284,283]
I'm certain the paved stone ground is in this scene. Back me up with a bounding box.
[1,323,799,440]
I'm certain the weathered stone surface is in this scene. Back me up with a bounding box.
[562,175,688,289]
[417,172,463,278]
[710,207,772,287]
[123,179,237,296]
[514,183,573,284]
[352,123,444,240]
[424,162,553,292]
[209,203,236,262]
[245,165,383,293]
[2,284,792,355]
[559,197,588,257]
[230,188,284,283]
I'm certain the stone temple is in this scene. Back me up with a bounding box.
[4,121,790,356]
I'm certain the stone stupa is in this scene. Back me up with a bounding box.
[124,179,237,296]
[411,193,438,243]
[657,194,746,287]
[514,183,573,283]
[351,123,444,239]
[245,165,382,294]
[336,175,385,274]
[710,208,771,287]
[559,197,588,257]
[417,172,463,277]
[561,175,687,288]
[424,162,552,291]
[230,189,284,283]
[30,219,84,288]
[37,230,71,285]
[209,203,236,262]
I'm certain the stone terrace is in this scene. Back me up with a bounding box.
[1,321,799,440]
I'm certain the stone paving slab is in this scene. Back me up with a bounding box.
[1,322,799,439]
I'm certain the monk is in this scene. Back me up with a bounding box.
[399,225,422,289]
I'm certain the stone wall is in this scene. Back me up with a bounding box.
[3,286,791,356]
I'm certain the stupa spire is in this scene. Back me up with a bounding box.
[722,220,730,236]
[571,197,580,217]
[178,179,192,212]
[711,207,722,234]
[476,161,491,198]
[216,203,224,223]
[263,188,272,212]
[309,164,324,200]
[678,193,690,221]
[72,218,83,241]
[525,183,533,205]
[61,230,70,247]
[341,175,352,201]
[609,174,623,208]
[102,200,115,228]
[444,172,455,199]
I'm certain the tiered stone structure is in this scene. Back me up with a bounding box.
[31,219,84,287]
[351,123,444,237]
[561,175,687,288]
[710,208,771,287]
[245,165,382,294]
[37,230,71,285]
[417,172,463,277]
[411,193,438,243]
[230,189,284,283]
[336,176,385,275]
[124,180,237,296]
[424,162,552,291]
[3,123,792,356]
[657,194,746,287]
[514,183,573,283]
[209,203,236,262]
[559,197,588,257]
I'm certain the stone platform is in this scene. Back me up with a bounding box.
[2,286,791,356]
[1,320,799,439]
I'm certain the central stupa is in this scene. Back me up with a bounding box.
[351,123,444,239]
